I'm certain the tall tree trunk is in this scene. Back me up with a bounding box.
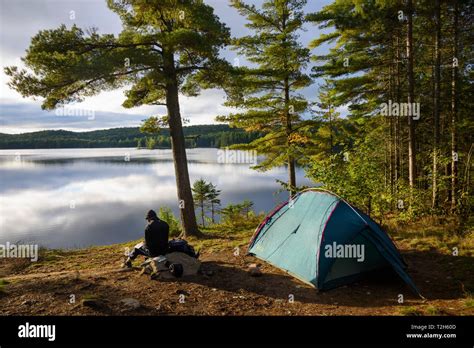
[285,76,296,196]
[388,57,394,199]
[432,0,441,209]
[451,1,459,212]
[329,106,334,153]
[163,49,200,237]
[395,33,401,188]
[282,9,296,197]
[211,202,215,224]
[406,0,417,191]
[200,201,205,227]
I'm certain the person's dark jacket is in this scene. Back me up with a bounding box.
[144,218,169,256]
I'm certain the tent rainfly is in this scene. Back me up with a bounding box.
[248,189,422,297]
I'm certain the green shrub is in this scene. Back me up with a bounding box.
[158,207,182,237]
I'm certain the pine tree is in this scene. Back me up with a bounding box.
[207,183,221,224]
[192,178,212,227]
[218,0,312,195]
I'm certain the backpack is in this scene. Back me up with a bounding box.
[168,239,199,259]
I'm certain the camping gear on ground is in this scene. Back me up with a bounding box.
[139,255,167,275]
[168,239,199,258]
[135,239,200,279]
[139,252,201,280]
[248,188,422,297]
[140,255,182,278]
[149,261,183,279]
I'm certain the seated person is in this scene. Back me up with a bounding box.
[122,209,169,268]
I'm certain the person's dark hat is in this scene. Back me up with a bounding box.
[145,209,157,220]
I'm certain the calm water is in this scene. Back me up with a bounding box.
[0,148,313,248]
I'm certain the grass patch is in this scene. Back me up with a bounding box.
[399,306,424,316]
[0,258,31,275]
[425,305,439,315]
[463,293,474,309]
[188,223,255,253]
[463,298,474,308]
[385,217,474,258]
[82,293,100,301]
[0,279,9,294]
[38,247,88,263]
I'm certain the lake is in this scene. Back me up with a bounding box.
[0,148,313,248]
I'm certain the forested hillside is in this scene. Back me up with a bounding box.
[0,124,261,149]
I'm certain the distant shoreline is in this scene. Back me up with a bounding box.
[0,125,261,150]
[0,146,214,151]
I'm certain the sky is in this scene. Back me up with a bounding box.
[0,0,334,134]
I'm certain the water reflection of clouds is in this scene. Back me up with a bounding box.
[0,148,313,248]
[0,175,180,247]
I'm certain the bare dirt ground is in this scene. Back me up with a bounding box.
[0,226,472,316]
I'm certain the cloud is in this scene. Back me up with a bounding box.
[0,87,233,133]
[0,0,333,133]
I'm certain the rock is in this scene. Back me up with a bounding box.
[165,252,201,276]
[119,298,141,311]
[248,264,262,277]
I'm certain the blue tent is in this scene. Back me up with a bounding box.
[248,189,422,296]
